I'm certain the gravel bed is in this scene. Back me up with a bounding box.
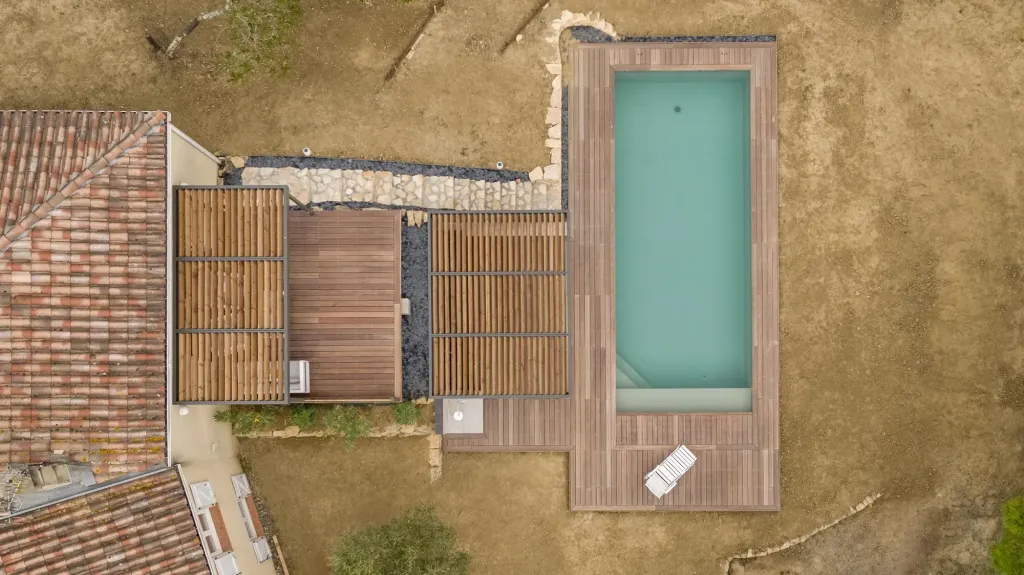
[245,155,528,183]
[570,26,775,43]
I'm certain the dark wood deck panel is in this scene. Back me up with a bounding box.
[615,413,754,448]
[442,399,573,451]
[288,210,402,402]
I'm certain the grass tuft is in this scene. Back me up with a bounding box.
[289,405,317,431]
[214,406,279,435]
[993,493,1024,575]
[392,401,419,426]
[323,406,371,448]
[224,0,303,81]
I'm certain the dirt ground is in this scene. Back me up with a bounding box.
[5,0,1024,572]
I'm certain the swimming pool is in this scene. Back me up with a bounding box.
[614,71,753,413]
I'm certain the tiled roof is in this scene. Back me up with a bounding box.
[0,467,210,575]
[0,111,169,482]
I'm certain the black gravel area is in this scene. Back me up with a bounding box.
[570,26,615,43]
[570,26,775,43]
[399,217,430,399]
[310,201,427,212]
[561,86,568,210]
[620,34,776,42]
[245,155,529,183]
[223,167,242,185]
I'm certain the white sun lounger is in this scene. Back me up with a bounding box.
[644,445,697,498]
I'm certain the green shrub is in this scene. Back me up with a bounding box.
[392,401,419,426]
[289,405,317,430]
[323,406,370,448]
[213,407,279,435]
[993,494,1024,575]
[329,505,470,575]
[213,409,234,424]
[224,0,303,81]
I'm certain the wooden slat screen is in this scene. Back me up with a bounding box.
[177,333,285,401]
[175,187,288,403]
[431,336,566,395]
[430,212,566,272]
[430,212,568,396]
[430,275,567,334]
[176,261,283,330]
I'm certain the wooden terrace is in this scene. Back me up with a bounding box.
[445,42,779,511]
[288,210,403,402]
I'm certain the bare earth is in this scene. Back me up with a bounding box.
[5,0,1024,572]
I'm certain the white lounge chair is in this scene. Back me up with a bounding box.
[644,445,697,498]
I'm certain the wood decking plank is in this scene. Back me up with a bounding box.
[288,210,401,402]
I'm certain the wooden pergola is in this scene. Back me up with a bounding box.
[173,186,289,403]
[429,212,569,396]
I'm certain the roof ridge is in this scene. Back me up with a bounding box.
[0,111,166,255]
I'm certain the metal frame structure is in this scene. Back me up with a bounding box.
[427,209,571,399]
[171,185,291,405]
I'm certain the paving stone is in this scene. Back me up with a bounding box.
[550,88,562,108]
[546,106,561,125]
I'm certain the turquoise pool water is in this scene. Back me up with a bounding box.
[614,71,752,413]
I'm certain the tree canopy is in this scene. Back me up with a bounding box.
[329,505,470,575]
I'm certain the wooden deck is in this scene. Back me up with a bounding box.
[443,43,779,512]
[288,210,402,402]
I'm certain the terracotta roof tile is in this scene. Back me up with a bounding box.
[0,111,168,482]
[0,467,210,575]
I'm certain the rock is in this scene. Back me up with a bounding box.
[552,75,561,88]
[228,156,246,169]
[534,182,547,199]
[548,125,560,139]
[429,466,443,483]
[282,425,300,438]
[258,167,274,177]
[428,434,442,449]
[428,448,443,467]
[529,167,544,181]
[545,63,561,75]
[515,33,523,43]
[546,107,561,125]
[545,138,561,149]
[543,164,560,180]
[550,147,561,163]
[550,88,562,108]
[376,195,391,204]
